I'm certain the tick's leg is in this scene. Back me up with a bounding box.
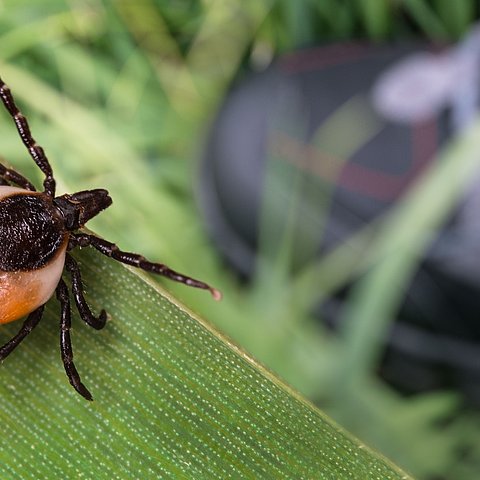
[65,254,107,330]
[0,305,44,360]
[71,233,222,300]
[0,78,55,197]
[0,161,36,190]
[56,278,93,401]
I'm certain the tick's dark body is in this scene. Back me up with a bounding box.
[0,76,220,400]
[0,193,65,271]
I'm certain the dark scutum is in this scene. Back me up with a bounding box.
[0,193,66,271]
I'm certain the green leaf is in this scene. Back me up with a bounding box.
[0,248,410,479]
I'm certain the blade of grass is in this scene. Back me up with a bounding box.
[434,0,474,37]
[0,247,411,479]
[403,0,450,39]
[336,117,480,393]
[355,0,392,40]
[291,115,480,315]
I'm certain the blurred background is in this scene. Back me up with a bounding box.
[2,1,480,478]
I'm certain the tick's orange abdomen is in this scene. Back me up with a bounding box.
[0,241,68,324]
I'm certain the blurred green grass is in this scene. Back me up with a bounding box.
[1,1,480,479]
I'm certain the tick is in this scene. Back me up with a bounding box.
[0,77,221,400]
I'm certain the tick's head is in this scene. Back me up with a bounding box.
[53,189,112,231]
